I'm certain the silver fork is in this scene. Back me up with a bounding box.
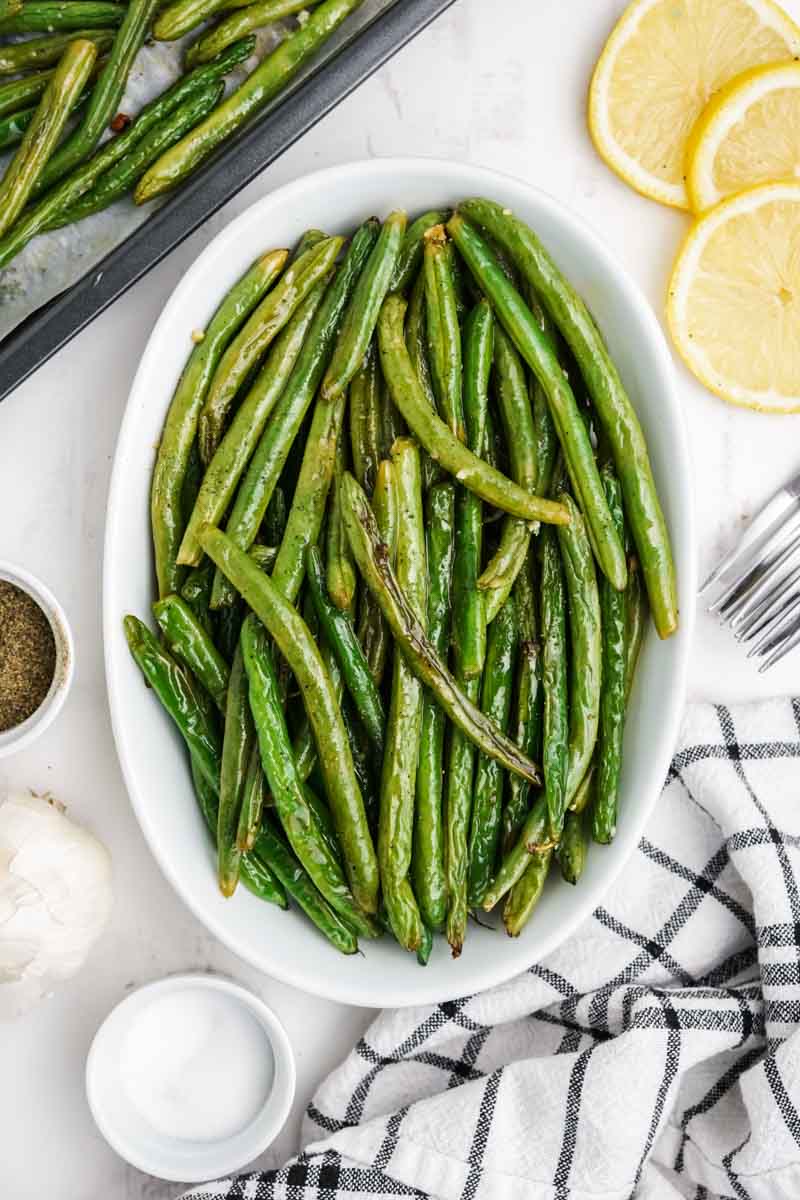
[701,469,800,673]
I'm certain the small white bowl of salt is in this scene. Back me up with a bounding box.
[86,973,296,1182]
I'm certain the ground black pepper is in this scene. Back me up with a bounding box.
[0,580,56,732]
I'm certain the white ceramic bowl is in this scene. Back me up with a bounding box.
[104,158,695,1007]
[0,560,74,758]
[86,973,295,1182]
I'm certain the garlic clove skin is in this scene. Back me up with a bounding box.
[0,792,113,1020]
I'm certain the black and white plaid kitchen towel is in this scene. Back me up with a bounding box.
[183,699,800,1200]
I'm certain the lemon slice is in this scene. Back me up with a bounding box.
[687,62,800,212]
[589,0,800,209]
[667,181,800,411]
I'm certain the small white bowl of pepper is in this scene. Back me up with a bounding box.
[0,562,74,758]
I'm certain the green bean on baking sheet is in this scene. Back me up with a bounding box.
[136,0,368,202]
[0,40,97,240]
[0,39,258,268]
[33,0,161,193]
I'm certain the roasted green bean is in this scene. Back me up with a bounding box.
[34,0,160,191]
[481,793,548,911]
[136,0,367,201]
[153,593,230,711]
[190,756,287,907]
[467,593,519,907]
[200,525,380,914]
[377,296,569,527]
[625,555,647,704]
[559,807,589,885]
[198,236,343,464]
[413,481,454,932]
[356,456,395,685]
[539,526,569,844]
[570,764,594,815]
[405,268,442,490]
[0,67,57,118]
[0,40,257,271]
[0,86,91,152]
[479,324,537,623]
[210,217,378,608]
[178,282,327,568]
[593,466,628,844]
[53,81,225,226]
[0,2,123,32]
[348,341,381,497]
[452,300,493,682]
[442,302,492,954]
[306,545,385,753]
[124,615,220,792]
[153,0,261,39]
[152,246,287,596]
[444,680,479,957]
[340,471,541,785]
[390,208,446,293]
[0,40,97,239]
[459,198,676,635]
[237,742,267,852]
[378,439,426,953]
[0,28,112,74]
[184,0,309,62]
[502,544,542,851]
[326,429,357,612]
[241,614,378,937]
[270,383,351,603]
[557,493,601,805]
[217,642,253,895]
[320,210,406,403]
[447,214,625,589]
[423,225,464,442]
[252,822,359,954]
[504,845,552,936]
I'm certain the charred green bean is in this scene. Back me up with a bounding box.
[340,471,541,785]
[377,296,569,527]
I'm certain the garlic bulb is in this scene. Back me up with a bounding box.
[0,792,113,1019]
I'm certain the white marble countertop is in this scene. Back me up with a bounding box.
[3,1,800,1195]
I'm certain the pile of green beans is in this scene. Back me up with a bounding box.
[129,201,669,961]
[0,0,367,272]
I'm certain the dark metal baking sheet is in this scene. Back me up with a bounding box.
[0,0,457,402]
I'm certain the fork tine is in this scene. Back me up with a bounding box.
[732,562,800,638]
[747,596,800,658]
[737,567,800,645]
[707,508,800,613]
[700,489,800,595]
[710,571,754,617]
[759,619,800,673]
[715,535,800,625]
